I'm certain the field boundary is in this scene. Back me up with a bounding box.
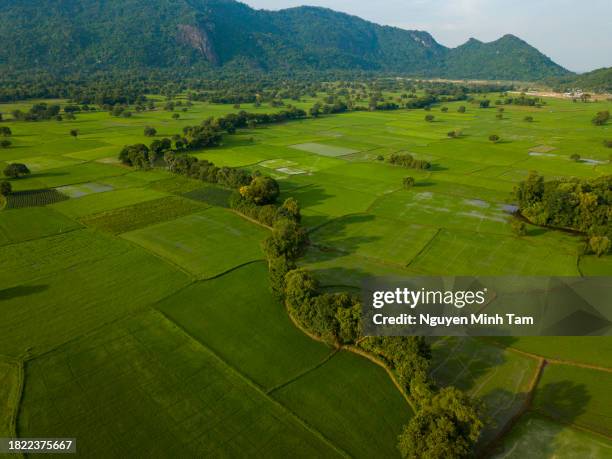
[266,349,340,395]
[483,338,612,373]
[284,302,417,414]
[155,309,351,458]
[480,357,545,457]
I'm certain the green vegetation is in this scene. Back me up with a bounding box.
[0,1,569,80]
[122,208,268,278]
[533,364,612,437]
[0,88,609,456]
[79,196,207,234]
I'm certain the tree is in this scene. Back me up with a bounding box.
[0,140,11,148]
[589,236,610,257]
[447,130,460,138]
[262,218,308,260]
[144,126,157,137]
[240,176,280,205]
[457,106,466,113]
[268,255,296,299]
[3,163,30,178]
[524,116,534,122]
[284,268,319,320]
[0,181,11,196]
[0,126,11,136]
[592,111,610,126]
[603,139,612,148]
[70,129,78,139]
[397,387,483,459]
[118,144,150,169]
[488,134,500,143]
[403,177,415,189]
[278,197,301,222]
[479,100,490,108]
[570,153,581,162]
[172,113,180,120]
[425,114,435,122]
[440,106,448,112]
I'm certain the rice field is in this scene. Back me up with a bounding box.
[0,93,610,456]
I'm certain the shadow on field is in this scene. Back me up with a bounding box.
[414,180,436,187]
[0,284,48,301]
[428,164,448,171]
[533,379,590,425]
[32,171,69,179]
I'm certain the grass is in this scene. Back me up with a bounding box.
[429,337,539,447]
[492,413,612,459]
[156,262,333,390]
[51,187,170,218]
[0,207,81,246]
[490,337,612,368]
[0,230,190,358]
[272,350,413,458]
[0,93,610,454]
[5,188,69,208]
[80,196,207,234]
[18,310,343,458]
[533,364,612,436]
[0,359,20,437]
[121,208,268,278]
[182,184,234,207]
[409,229,580,275]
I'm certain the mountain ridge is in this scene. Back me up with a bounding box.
[0,0,572,80]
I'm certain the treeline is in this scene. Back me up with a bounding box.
[388,153,432,170]
[258,194,483,458]
[515,172,611,255]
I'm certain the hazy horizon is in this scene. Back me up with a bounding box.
[243,0,612,73]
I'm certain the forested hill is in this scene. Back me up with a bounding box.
[0,0,571,81]
[548,67,612,93]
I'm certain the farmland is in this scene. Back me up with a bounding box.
[0,91,610,456]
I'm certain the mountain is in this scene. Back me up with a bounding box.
[548,67,612,93]
[0,0,571,80]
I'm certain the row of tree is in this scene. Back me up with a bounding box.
[249,190,483,457]
[388,153,432,170]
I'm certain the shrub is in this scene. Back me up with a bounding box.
[570,153,581,162]
[403,177,415,189]
[144,126,157,137]
[0,181,11,196]
[424,114,435,122]
[511,219,527,236]
[457,106,466,113]
[589,236,611,257]
[488,134,500,143]
[3,163,30,178]
[0,139,11,148]
[524,116,534,122]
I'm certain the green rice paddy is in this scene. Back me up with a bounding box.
[1,93,610,456]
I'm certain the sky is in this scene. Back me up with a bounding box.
[243,0,612,73]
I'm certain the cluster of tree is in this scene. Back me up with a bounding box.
[230,195,301,227]
[3,163,30,178]
[277,265,483,457]
[388,153,431,170]
[502,95,542,106]
[11,103,60,121]
[163,154,254,190]
[514,172,611,255]
[592,111,610,126]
